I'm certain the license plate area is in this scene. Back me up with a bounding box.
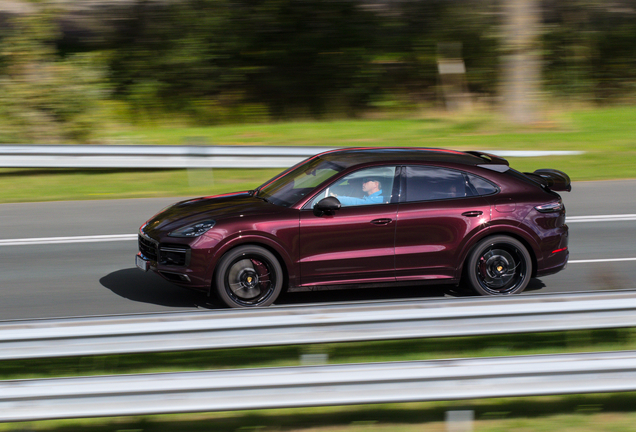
[136,254,150,271]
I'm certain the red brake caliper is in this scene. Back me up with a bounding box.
[250,259,270,289]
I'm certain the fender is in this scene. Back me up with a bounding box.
[453,223,542,279]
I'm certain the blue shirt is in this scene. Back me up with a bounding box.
[337,190,385,206]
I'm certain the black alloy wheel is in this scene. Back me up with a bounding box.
[465,235,532,296]
[214,245,284,308]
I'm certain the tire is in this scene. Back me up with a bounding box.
[214,245,284,308]
[464,235,532,296]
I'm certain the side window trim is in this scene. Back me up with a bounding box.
[398,165,407,203]
[463,172,479,196]
[392,166,403,204]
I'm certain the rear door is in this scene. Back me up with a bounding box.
[394,165,494,281]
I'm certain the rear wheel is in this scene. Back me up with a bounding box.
[214,245,283,308]
[465,235,532,296]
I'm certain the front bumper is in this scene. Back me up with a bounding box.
[136,231,212,291]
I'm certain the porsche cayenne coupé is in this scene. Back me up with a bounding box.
[136,148,570,308]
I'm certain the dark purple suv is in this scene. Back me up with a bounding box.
[136,148,570,307]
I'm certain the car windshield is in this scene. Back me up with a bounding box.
[257,156,346,207]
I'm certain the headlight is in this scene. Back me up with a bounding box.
[168,220,216,238]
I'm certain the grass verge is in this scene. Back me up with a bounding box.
[2,106,635,203]
[3,393,636,431]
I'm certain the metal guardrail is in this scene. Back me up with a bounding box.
[0,145,585,168]
[0,145,329,168]
[2,350,636,422]
[2,290,636,360]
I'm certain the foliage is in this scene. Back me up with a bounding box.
[2,0,636,136]
[542,0,636,100]
[102,0,636,121]
[0,3,105,143]
[105,0,383,121]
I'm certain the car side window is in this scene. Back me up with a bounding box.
[404,166,499,202]
[306,166,397,208]
[466,173,499,196]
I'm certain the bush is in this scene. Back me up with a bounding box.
[0,5,106,143]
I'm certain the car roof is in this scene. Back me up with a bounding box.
[317,147,500,168]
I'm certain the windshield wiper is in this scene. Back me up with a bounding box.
[253,194,270,203]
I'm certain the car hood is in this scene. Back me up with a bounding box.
[142,191,279,235]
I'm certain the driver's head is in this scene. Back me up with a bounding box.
[362,177,381,195]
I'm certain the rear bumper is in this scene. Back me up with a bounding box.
[536,249,569,277]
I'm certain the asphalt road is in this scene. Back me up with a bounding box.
[1,179,635,320]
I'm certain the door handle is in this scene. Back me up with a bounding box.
[461,210,483,217]
[370,218,393,225]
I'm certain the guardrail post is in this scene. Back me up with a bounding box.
[184,137,215,185]
[445,410,474,432]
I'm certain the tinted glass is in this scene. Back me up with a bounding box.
[404,166,499,202]
[307,166,397,208]
[405,166,471,202]
[467,174,498,195]
[257,157,346,207]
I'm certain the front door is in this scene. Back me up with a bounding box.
[299,166,399,286]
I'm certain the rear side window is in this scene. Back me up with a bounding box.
[403,166,498,202]
[468,174,498,195]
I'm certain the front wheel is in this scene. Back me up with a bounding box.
[464,236,532,296]
[214,245,284,308]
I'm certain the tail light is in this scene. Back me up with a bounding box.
[535,200,563,213]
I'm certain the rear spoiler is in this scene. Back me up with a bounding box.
[523,169,572,192]
[465,151,511,173]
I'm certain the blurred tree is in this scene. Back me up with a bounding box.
[106,0,237,123]
[0,2,104,143]
[5,0,635,133]
[107,0,381,121]
[543,0,636,102]
[501,0,542,124]
[384,0,499,106]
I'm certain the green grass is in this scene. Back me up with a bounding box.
[2,106,635,203]
[4,394,636,431]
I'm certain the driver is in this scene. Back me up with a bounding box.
[333,176,384,206]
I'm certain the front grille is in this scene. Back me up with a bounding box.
[138,234,158,261]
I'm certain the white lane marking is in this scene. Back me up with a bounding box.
[0,213,634,246]
[570,258,636,264]
[0,235,634,266]
[0,234,137,246]
[568,214,636,223]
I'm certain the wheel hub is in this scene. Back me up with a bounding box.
[485,255,510,278]
[477,248,521,292]
[226,257,274,302]
[239,269,259,289]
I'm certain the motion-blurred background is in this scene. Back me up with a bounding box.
[2,0,635,140]
[2,0,635,202]
[2,2,636,431]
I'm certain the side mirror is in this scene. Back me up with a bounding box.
[313,196,341,217]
